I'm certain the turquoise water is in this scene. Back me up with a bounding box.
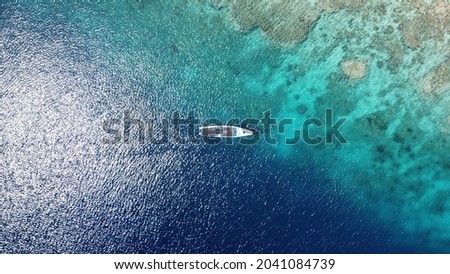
[2,0,449,253]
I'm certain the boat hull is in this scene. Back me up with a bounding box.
[199,126,254,138]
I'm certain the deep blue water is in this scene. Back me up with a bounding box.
[32,144,421,254]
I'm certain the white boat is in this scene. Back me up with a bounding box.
[199,126,254,138]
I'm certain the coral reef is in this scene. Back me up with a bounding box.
[224,0,320,44]
[401,0,450,48]
[340,59,368,80]
[218,0,368,45]
[421,60,450,95]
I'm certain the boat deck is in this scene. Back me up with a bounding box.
[201,126,234,137]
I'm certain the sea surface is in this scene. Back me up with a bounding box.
[2,1,449,253]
